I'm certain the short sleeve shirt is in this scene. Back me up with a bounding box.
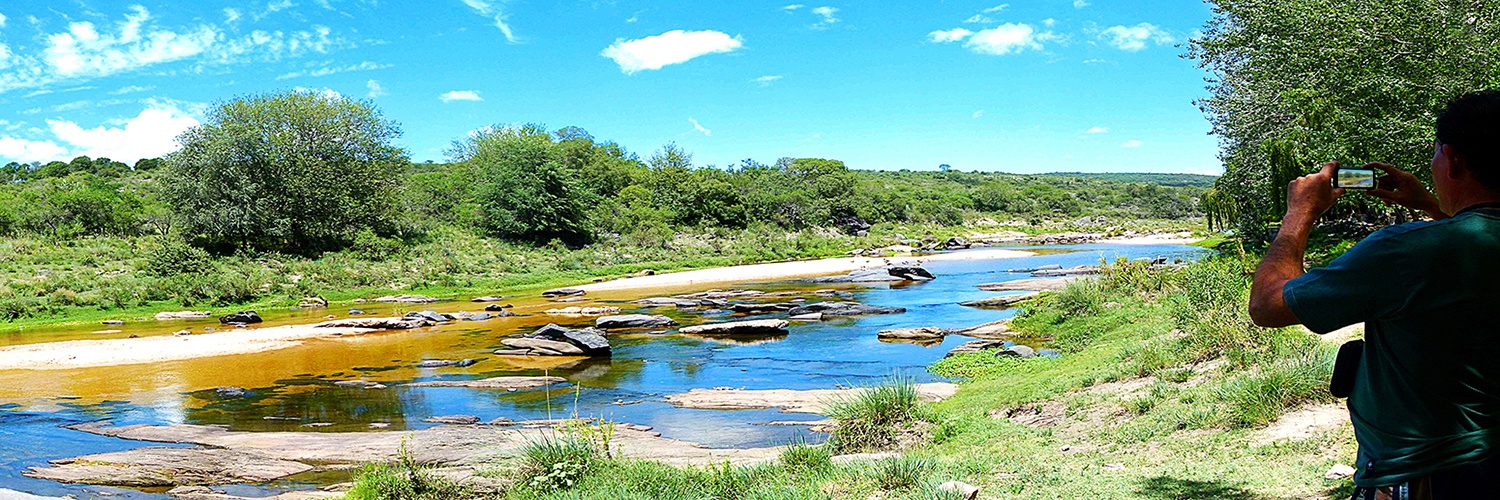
[1284,209,1500,487]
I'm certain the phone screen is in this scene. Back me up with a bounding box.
[1335,168,1377,189]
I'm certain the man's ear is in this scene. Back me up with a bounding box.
[1442,143,1468,181]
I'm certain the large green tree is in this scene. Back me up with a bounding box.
[454,124,592,244]
[164,90,408,253]
[1188,0,1500,235]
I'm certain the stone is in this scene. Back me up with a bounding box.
[406,376,566,390]
[214,387,248,398]
[544,306,620,316]
[470,296,509,302]
[887,266,936,281]
[960,292,1040,308]
[531,324,611,353]
[218,311,262,324]
[976,277,1081,292]
[809,266,934,283]
[461,312,495,321]
[952,319,1012,339]
[102,320,125,325]
[154,311,211,320]
[491,349,531,356]
[417,359,459,368]
[937,481,980,500]
[1033,266,1100,277]
[945,339,1008,358]
[333,380,386,390]
[790,313,822,321]
[372,295,439,304]
[484,303,514,311]
[347,309,367,315]
[298,297,327,309]
[502,338,585,355]
[997,345,1037,359]
[315,317,430,329]
[541,288,586,298]
[550,297,589,303]
[729,303,796,314]
[634,297,699,308]
[456,359,477,367]
[1325,464,1356,480]
[422,415,481,425]
[173,330,192,336]
[943,237,972,250]
[596,314,678,329]
[786,301,905,317]
[405,310,452,323]
[877,327,946,341]
[678,320,790,335]
[23,447,313,486]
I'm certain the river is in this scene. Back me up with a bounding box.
[0,242,1208,499]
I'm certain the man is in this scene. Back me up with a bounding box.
[1248,91,1500,500]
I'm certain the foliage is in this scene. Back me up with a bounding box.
[1187,0,1500,236]
[454,125,593,244]
[824,376,922,453]
[345,441,472,500]
[164,90,407,254]
[869,455,936,490]
[778,439,832,473]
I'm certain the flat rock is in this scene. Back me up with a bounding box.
[678,319,790,335]
[997,345,1036,358]
[372,295,440,303]
[483,303,514,312]
[789,313,822,321]
[960,292,1039,308]
[634,297,700,308]
[596,314,678,329]
[945,339,1008,358]
[664,383,959,414]
[543,306,620,316]
[1032,266,1100,277]
[405,310,453,323]
[314,317,430,329]
[422,415,481,425]
[976,277,1081,292]
[406,376,566,390]
[808,266,934,283]
[154,311,211,320]
[24,447,313,486]
[218,311,262,324]
[502,338,584,355]
[952,319,1013,339]
[417,359,459,368]
[469,296,509,302]
[541,288,586,298]
[333,380,387,390]
[531,323,611,353]
[786,301,905,317]
[877,327,945,341]
[729,303,796,314]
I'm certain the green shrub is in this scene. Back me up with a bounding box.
[824,377,921,453]
[778,439,832,473]
[1215,346,1336,427]
[144,238,213,277]
[520,433,603,491]
[870,455,935,490]
[928,351,1024,379]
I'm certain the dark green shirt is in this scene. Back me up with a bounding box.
[1284,209,1500,487]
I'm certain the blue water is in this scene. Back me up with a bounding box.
[0,243,1208,498]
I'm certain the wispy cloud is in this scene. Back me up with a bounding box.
[1121,140,1143,148]
[781,4,805,11]
[0,13,7,28]
[688,117,711,136]
[109,85,154,95]
[752,75,783,87]
[964,23,1057,56]
[1101,23,1175,51]
[223,8,241,23]
[964,15,992,24]
[810,6,839,28]
[276,61,389,80]
[366,79,386,98]
[972,110,985,119]
[439,90,482,102]
[927,28,973,43]
[461,0,519,43]
[601,30,743,75]
[1074,0,1090,8]
[1085,126,1109,134]
[982,4,1009,13]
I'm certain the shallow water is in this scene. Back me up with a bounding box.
[0,243,1207,498]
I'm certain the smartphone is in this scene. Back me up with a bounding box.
[1333,166,1378,190]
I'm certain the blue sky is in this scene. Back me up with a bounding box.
[0,1,1222,174]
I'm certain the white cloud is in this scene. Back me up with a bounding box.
[1121,140,1143,148]
[972,110,985,119]
[1082,58,1108,64]
[1085,126,1108,134]
[964,23,1053,55]
[1074,0,1090,8]
[0,103,202,163]
[601,30,743,75]
[964,15,992,24]
[0,13,8,28]
[1101,23,1175,51]
[781,4,805,11]
[366,79,385,98]
[752,75,783,86]
[0,137,67,163]
[626,15,638,23]
[688,117,711,136]
[439,90,482,102]
[983,4,1009,13]
[276,60,388,80]
[1043,18,1057,27]
[223,8,241,23]
[811,6,839,27]
[109,85,153,95]
[461,0,519,43]
[927,28,972,43]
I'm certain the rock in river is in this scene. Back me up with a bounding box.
[544,306,620,316]
[877,327,946,341]
[959,292,1039,309]
[786,301,905,317]
[678,319,790,335]
[422,415,481,425]
[406,376,566,390]
[541,288,586,298]
[218,311,262,324]
[533,324,610,352]
[976,277,1081,292]
[809,266,934,283]
[470,295,509,302]
[315,316,431,330]
[405,310,454,323]
[484,303,514,311]
[154,311,211,320]
[24,447,313,486]
[372,294,440,304]
[596,314,678,329]
[501,338,584,355]
[730,303,796,314]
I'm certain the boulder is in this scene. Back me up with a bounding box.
[470,296,510,302]
[218,311,262,324]
[544,306,620,316]
[809,266,934,283]
[531,324,611,353]
[405,310,453,323]
[945,339,1008,358]
[730,303,797,314]
[348,309,367,315]
[836,214,872,235]
[154,311,211,320]
[887,266,936,281]
[501,338,584,355]
[460,312,495,322]
[960,292,1040,308]
[789,313,823,321]
[541,288,586,298]
[22,447,313,486]
[634,297,699,308]
[483,303,513,311]
[372,295,440,304]
[297,297,327,309]
[456,359,477,367]
[417,359,459,368]
[314,317,430,329]
[952,319,1012,339]
[422,415,480,425]
[678,320,790,335]
[877,327,946,341]
[596,314,678,329]
[786,302,905,317]
[406,376,566,390]
[997,345,1037,358]
[102,320,125,325]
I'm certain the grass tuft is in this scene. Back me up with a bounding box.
[824,376,921,453]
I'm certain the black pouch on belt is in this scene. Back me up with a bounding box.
[1330,339,1364,398]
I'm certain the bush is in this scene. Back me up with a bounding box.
[144,238,214,277]
[456,125,593,245]
[519,433,603,491]
[824,376,921,453]
[778,439,832,473]
[1216,345,1336,427]
[870,455,935,490]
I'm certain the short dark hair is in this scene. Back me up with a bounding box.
[1437,91,1500,189]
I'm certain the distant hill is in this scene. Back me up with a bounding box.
[1038,172,1219,188]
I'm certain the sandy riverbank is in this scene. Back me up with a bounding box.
[577,248,1036,292]
[1099,233,1204,245]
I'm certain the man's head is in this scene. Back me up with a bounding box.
[1432,91,1500,211]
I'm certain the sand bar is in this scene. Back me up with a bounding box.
[0,325,374,371]
[577,248,1035,292]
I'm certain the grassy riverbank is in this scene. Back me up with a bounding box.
[0,219,1198,333]
[340,256,1357,499]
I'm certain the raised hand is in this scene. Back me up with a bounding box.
[1367,162,1445,219]
[1283,161,1345,229]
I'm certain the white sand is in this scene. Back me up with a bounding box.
[1101,233,1204,245]
[0,325,373,371]
[577,248,1035,292]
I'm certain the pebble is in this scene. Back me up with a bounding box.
[1325,464,1356,480]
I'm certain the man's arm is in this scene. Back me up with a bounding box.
[1249,161,1344,327]
[1367,162,1447,220]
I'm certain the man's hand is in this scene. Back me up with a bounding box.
[1368,162,1447,220]
[1283,161,1345,230]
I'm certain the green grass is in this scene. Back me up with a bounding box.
[823,376,924,454]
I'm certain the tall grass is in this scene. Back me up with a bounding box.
[823,376,922,453]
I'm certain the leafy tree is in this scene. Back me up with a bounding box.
[163,90,408,253]
[455,125,592,244]
[1188,0,1500,234]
